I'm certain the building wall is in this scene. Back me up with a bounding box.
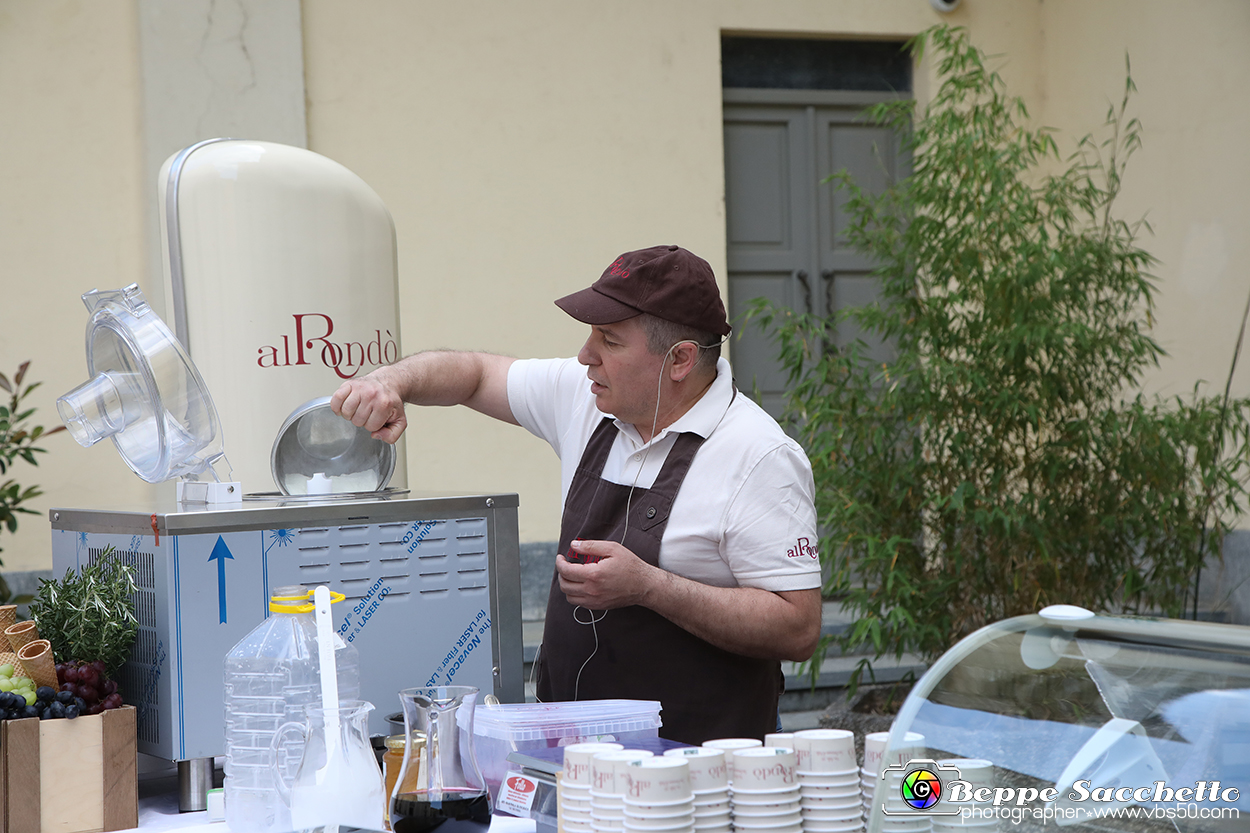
[1036,0,1250,399]
[0,0,154,573]
[2,0,1248,574]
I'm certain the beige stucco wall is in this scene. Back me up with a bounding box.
[1036,0,1250,399]
[0,0,155,574]
[2,0,1248,573]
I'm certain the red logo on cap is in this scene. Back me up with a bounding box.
[608,257,630,279]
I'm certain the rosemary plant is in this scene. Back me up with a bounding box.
[29,545,139,673]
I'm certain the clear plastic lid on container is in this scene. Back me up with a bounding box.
[57,284,232,484]
[473,699,663,742]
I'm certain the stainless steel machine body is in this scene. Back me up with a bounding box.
[49,491,524,763]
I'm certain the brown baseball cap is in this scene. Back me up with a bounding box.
[555,245,731,337]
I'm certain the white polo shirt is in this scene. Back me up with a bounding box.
[507,356,820,592]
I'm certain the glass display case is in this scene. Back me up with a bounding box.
[867,606,1250,832]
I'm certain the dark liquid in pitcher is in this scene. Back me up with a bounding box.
[392,792,491,833]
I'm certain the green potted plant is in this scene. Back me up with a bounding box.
[0,361,65,606]
[749,26,1250,693]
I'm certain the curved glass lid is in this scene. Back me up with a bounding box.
[57,284,232,484]
[270,396,395,496]
[867,611,1250,832]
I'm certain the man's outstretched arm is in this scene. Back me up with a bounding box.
[331,351,518,443]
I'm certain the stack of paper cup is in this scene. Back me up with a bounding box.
[861,732,926,819]
[730,746,802,833]
[932,759,996,833]
[791,729,862,832]
[563,743,625,833]
[623,757,695,833]
[766,733,795,748]
[702,738,762,786]
[591,750,655,833]
[702,738,762,752]
[664,747,730,833]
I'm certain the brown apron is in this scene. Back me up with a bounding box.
[535,417,783,744]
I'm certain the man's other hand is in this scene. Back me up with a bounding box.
[331,370,407,444]
[555,539,656,610]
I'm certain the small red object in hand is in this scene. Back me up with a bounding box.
[565,540,601,564]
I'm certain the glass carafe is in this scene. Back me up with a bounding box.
[390,686,491,833]
[270,699,386,830]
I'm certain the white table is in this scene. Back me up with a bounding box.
[125,761,535,833]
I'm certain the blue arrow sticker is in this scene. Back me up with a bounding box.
[208,536,234,624]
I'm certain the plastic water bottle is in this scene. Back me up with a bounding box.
[223,586,361,833]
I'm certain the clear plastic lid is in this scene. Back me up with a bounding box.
[867,610,1250,831]
[472,699,663,741]
[57,284,232,484]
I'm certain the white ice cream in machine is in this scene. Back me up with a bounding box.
[49,140,524,809]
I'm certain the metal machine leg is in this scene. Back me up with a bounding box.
[177,757,214,812]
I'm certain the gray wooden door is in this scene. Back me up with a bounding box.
[725,90,905,419]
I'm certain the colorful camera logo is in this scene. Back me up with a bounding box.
[902,768,942,809]
[880,759,964,816]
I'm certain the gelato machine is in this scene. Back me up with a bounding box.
[866,606,1250,832]
[48,140,526,811]
[49,493,524,758]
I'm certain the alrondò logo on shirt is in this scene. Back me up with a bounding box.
[787,537,817,559]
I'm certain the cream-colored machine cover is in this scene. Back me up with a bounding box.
[158,140,406,493]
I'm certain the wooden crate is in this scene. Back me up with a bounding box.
[0,705,137,833]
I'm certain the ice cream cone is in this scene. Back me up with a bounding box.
[0,606,16,641]
[17,639,58,689]
[4,621,38,653]
[0,650,29,679]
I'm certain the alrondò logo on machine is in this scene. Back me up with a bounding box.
[880,759,1241,818]
[256,312,399,379]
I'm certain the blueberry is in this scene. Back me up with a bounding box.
[35,686,56,702]
[56,690,74,704]
[3,692,20,709]
[38,707,53,720]
[22,704,38,719]
[64,704,79,719]
[49,701,66,719]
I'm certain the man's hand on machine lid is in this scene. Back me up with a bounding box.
[331,373,407,444]
[556,540,655,609]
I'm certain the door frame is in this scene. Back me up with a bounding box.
[722,87,909,414]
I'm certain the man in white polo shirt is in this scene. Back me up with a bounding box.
[331,245,821,743]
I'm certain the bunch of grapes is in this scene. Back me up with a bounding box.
[56,660,124,715]
[0,663,37,707]
[0,665,81,721]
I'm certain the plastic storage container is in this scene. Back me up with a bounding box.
[223,586,361,833]
[472,699,662,798]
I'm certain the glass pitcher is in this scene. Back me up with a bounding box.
[270,699,386,830]
[390,686,491,833]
